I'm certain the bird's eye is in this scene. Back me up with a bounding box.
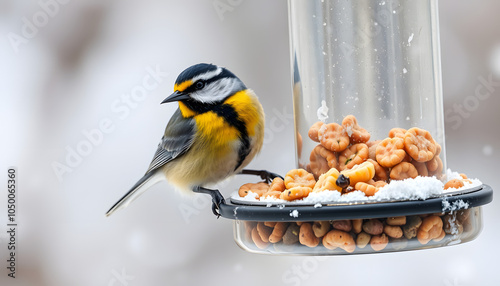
[195,81,205,89]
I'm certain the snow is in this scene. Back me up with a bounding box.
[345,125,353,137]
[373,176,444,201]
[408,33,414,46]
[317,100,329,122]
[446,169,463,181]
[318,123,327,141]
[445,215,460,235]
[244,191,259,201]
[290,210,299,217]
[442,199,469,213]
[445,169,482,188]
[233,169,482,205]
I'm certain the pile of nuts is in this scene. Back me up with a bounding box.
[238,115,470,202]
[307,115,444,190]
[236,115,478,252]
[243,209,474,253]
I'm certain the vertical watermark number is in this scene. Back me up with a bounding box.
[6,168,17,278]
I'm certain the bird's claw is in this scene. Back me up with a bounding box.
[240,169,284,183]
[192,186,226,218]
[259,170,284,183]
[211,193,226,218]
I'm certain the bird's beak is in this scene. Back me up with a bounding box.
[161,91,190,104]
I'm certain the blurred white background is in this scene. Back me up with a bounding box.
[0,0,499,285]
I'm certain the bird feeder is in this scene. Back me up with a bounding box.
[218,0,492,255]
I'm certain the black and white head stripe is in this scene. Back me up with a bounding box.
[175,63,220,85]
[190,77,245,103]
[192,66,223,82]
[176,63,247,104]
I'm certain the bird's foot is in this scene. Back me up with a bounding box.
[239,169,284,183]
[193,186,226,218]
[210,191,225,218]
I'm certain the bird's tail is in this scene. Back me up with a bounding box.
[105,171,162,217]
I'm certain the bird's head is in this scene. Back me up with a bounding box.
[162,64,246,115]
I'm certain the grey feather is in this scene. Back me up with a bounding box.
[105,171,162,216]
[147,108,196,173]
[106,108,196,217]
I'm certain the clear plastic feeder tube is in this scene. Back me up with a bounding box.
[289,0,446,172]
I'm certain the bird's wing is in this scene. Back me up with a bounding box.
[146,108,196,173]
[105,109,196,217]
[105,170,162,216]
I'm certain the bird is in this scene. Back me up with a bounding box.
[106,63,281,217]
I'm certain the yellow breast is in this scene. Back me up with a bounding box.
[194,111,240,157]
[165,89,264,190]
[223,90,263,137]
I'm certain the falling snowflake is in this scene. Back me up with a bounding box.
[482,144,493,156]
[408,33,414,46]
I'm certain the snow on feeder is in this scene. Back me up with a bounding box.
[218,0,492,254]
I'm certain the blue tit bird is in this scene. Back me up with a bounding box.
[106,63,281,217]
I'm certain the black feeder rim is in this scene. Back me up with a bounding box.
[218,184,493,221]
